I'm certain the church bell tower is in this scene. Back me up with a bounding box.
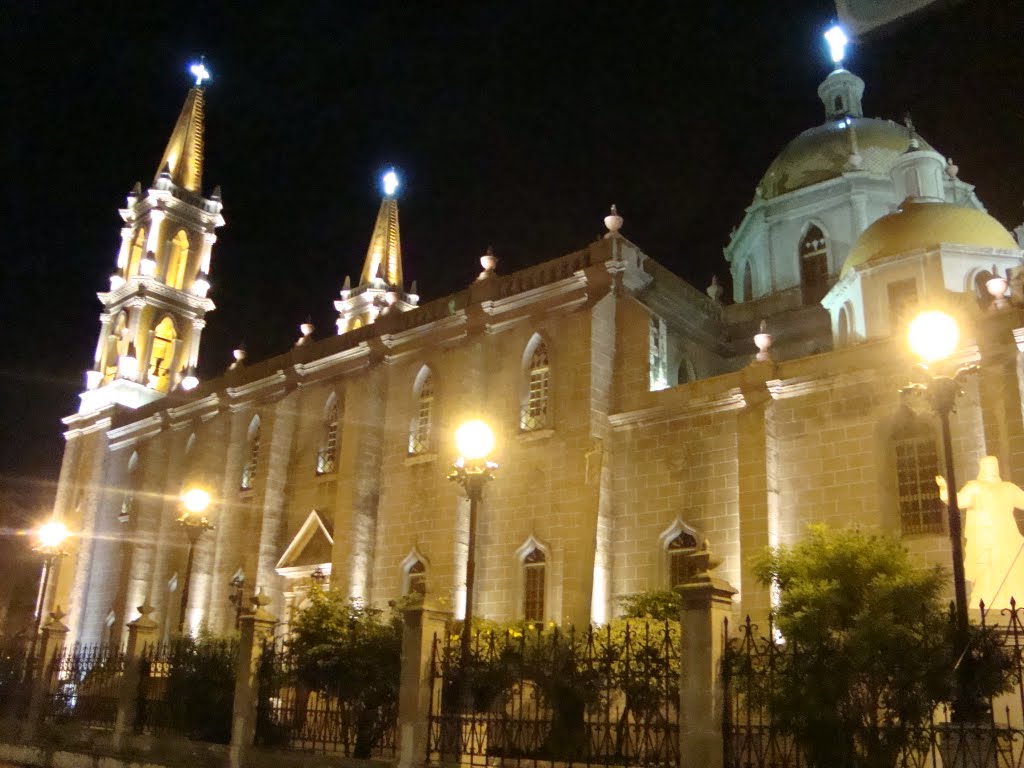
[80,63,224,414]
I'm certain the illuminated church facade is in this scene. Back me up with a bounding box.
[47,48,1024,645]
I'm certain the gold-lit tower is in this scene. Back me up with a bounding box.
[334,170,419,333]
[80,63,224,413]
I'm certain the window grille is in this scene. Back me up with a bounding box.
[667,530,698,586]
[409,372,434,455]
[521,343,550,432]
[407,560,426,596]
[800,226,829,305]
[896,436,944,534]
[316,403,338,475]
[241,424,260,491]
[523,548,546,622]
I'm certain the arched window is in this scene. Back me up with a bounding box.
[316,396,339,475]
[409,367,434,455]
[523,548,546,622]
[743,262,753,302]
[837,306,850,347]
[104,312,129,383]
[800,225,829,305]
[649,315,668,391]
[127,228,146,278]
[167,230,190,289]
[894,420,943,534]
[120,451,140,523]
[148,316,177,392]
[521,336,551,432]
[406,560,426,596]
[667,530,699,587]
[241,416,261,491]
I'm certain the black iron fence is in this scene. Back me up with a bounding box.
[723,602,1024,768]
[426,621,680,768]
[0,637,34,716]
[45,643,125,728]
[254,635,398,758]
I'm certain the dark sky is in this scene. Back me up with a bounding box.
[2,1,1022,513]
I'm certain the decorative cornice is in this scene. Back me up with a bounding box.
[483,274,587,316]
[98,277,215,315]
[293,343,372,380]
[107,413,166,451]
[166,393,221,427]
[226,371,288,410]
[610,388,746,428]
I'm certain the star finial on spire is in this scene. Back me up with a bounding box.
[189,58,211,87]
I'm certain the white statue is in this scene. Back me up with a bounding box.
[937,455,1024,609]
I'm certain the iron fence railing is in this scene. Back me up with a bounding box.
[255,636,398,758]
[426,621,680,768]
[45,643,125,729]
[723,601,1024,768]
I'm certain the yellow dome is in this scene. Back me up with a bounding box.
[759,118,929,199]
[843,199,1018,275]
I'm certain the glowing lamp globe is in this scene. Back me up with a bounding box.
[824,25,848,65]
[382,170,399,197]
[37,521,70,550]
[455,420,495,461]
[908,310,959,364]
[181,487,211,514]
[190,61,211,86]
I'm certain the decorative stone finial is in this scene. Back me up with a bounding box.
[210,185,222,201]
[706,275,724,303]
[136,602,156,618]
[478,246,498,281]
[229,344,247,371]
[251,588,271,610]
[297,317,315,346]
[604,205,623,238]
[49,606,66,623]
[945,158,959,179]
[381,290,401,315]
[753,319,773,362]
[342,275,351,292]
[987,266,1009,310]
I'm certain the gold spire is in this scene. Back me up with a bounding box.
[358,194,403,288]
[155,86,205,193]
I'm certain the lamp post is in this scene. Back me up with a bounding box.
[448,420,497,692]
[29,520,70,665]
[177,488,214,634]
[903,310,979,718]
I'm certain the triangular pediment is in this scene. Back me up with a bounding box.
[276,511,334,578]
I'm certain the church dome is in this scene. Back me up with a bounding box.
[842,199,1017,275]
[759,118,930,199]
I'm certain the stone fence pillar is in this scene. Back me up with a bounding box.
[22,607,70,741]
[678,550,737,768]
[229,589,276,768]
[398,600,452,768]
[112,603,159,750]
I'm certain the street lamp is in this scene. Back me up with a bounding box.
[448,419,498,687]
[177,487,214,634]
[30,520,70,659]
[903,309,979,717]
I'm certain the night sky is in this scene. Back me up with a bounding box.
[2,1,1022,518]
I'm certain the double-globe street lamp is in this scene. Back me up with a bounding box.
[177,487,215,634]
[447,419,498,695]
[903,309,979,718]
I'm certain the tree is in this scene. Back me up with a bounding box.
[287,587,401,758]
[746,525,1011,768]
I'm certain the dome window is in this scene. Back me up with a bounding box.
[800,225,830,305]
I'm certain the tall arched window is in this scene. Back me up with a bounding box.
[104,312,129,383]
[409,368,434,455]
[667,530,698,587]
[316,395,339,475]
[241,416,261,491]
[120,451,140,523]
[126,228,146,278]
[523,548,546,622]
[166,230,190,289]
[800,224,829,305]
[743,262,753,302]
[893,419,943,534]
[521,336,551,432]
[148,316,177,392]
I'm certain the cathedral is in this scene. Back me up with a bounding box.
[47,41,1024,645]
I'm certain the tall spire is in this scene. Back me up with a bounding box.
[359,169,403,287]
[334,170,418,334]
[155,84,206,193]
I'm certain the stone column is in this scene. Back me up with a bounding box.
[112,604,159,749]
[229,590,276,768]
[678,555,737,768]
[398,601,452,768]
[23,608,70,741]
[738,368,774,620]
